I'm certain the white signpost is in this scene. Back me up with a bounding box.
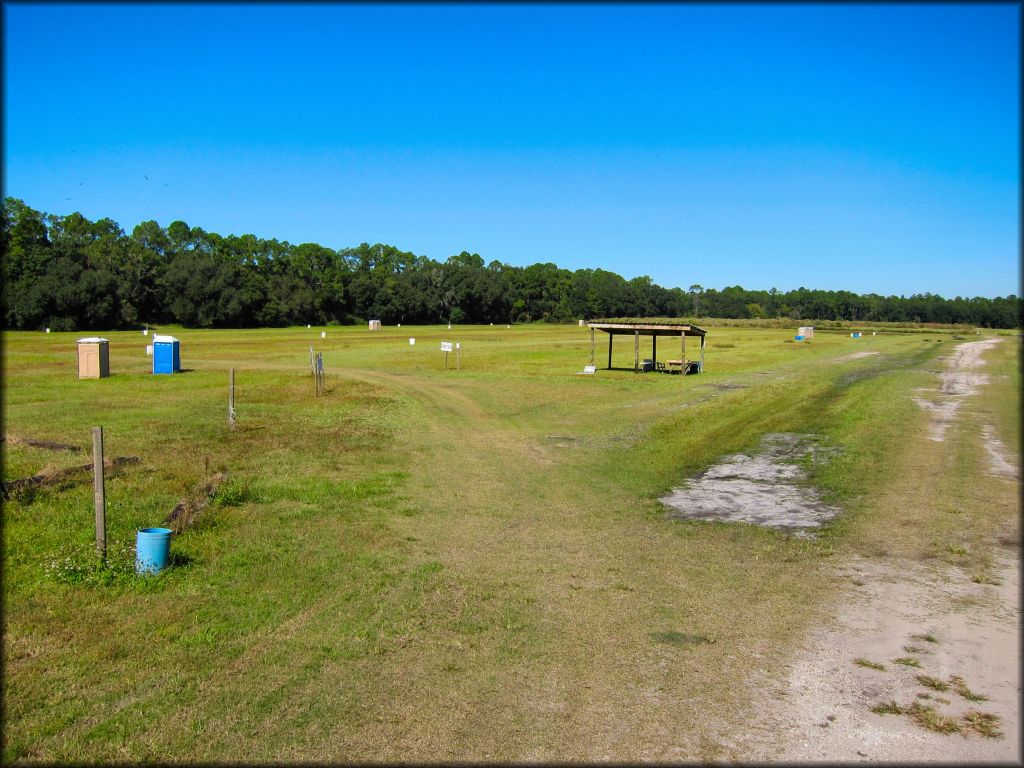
[441,341,453,369]
[409,338,416,345]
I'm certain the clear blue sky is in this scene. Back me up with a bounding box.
[3,3,1019,298]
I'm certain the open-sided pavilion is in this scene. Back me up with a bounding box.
[587,321,707,375]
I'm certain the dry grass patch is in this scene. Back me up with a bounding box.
[949,675,988,703]
[853,658,886,671]
[961,710,1003,739]
[892,656,922,668]
[916,674,950,692]
[907,701,961,734]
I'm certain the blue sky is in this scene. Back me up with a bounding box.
[3,3,1019,298]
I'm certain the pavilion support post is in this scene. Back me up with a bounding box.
[652,335,657,368]
[681,332,686,378]
[608,334,613,369]
[700,335,705,373]
[590,327,595,366]
[634,331,639,373]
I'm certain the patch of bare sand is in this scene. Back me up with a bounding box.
[743,556,1020,763]
[981,424,1019,480]
[913,338,1002,442]
[660,433,840,538]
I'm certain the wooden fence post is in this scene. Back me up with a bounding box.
[229,368,236,429]
[92,427,106,562]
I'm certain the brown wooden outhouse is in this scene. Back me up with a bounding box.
[77,337,110,379]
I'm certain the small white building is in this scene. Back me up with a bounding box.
[368,320,382,331]
[798,326,815,339]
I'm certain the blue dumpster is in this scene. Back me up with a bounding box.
[136,527,173,573]
[152,335,180,374]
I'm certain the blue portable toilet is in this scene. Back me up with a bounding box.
[152,335,181,374]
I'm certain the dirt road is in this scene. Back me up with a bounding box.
[742,338,1020,763]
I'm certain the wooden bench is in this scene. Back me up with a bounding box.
[665,360,700,374]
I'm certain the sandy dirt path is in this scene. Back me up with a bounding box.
[742,339,1020,763]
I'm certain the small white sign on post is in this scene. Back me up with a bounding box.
[146,345,153,356]
[143,329,148,336]
[409,338,416,345]
[321,331,326,338]
[440,342,453,352]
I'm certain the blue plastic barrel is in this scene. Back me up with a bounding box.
[795,335,804,341]
[136,527,173,574]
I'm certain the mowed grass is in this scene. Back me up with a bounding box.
[2,323,1015,761]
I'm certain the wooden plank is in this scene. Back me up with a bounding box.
[229,368,236,428]
[92,427,106,561]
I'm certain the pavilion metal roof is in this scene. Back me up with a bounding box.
[587,321,707,337]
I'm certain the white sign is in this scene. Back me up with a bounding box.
[143,329,148,335]
[321,331,326,338]
[409,338,416,345]
[307,324,311,328]
[455,342,460,350]
[146,345,153,356]
[441,342,453,352]
[45,328,50,333]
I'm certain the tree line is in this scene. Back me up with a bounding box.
[2,198,1019,330]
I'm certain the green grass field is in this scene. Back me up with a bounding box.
[2,322,1018,761]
